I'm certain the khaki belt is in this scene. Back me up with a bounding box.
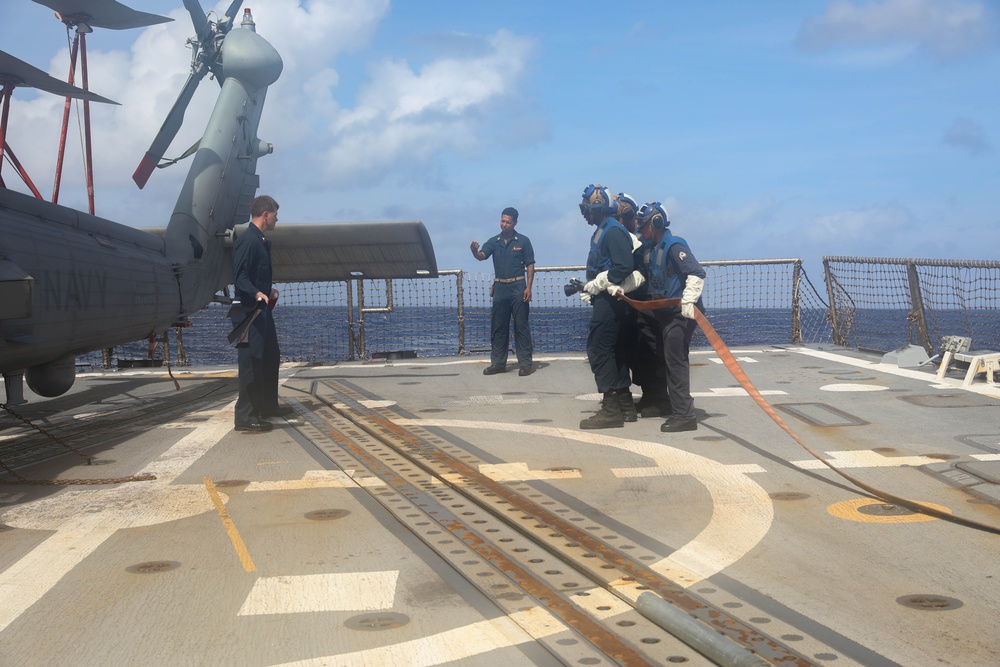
[494,276,525,284]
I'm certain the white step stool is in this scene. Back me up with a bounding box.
[936,349,1000,385]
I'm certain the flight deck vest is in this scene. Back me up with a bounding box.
[586,217,630,280]
[649,234,691,299]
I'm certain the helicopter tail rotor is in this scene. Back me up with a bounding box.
[132,0,244,188]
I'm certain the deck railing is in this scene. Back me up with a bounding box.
[81,256,999,368]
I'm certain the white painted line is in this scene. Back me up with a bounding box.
[789,347,1000,397]
[971,454,1000,461]
[819,384,889,392]
[479,462,582,481]
[792,450,944,469]
[360,399,396,408]
[238,571,398,615]
[396,418,773,589]
[269,607,562,667]
[614,463,767,477]
[577,388,785,401]
[709,356,758,364]
[693,388,787,397]
[0,528,115,632]
[0,406,235,632]
[460,396,539,405]
[245,470,387,491]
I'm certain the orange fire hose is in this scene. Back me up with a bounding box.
[621,294,1000,536]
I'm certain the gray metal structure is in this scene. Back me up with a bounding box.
[0,1,437,404]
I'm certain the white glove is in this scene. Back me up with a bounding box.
[607,284,624,298]
[631,233,643,252]
[583,272,609,295]
[620,270,645,293]
[680,275,704,319]
[580,292,592,306]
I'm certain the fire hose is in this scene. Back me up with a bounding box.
[620,294,1000,536]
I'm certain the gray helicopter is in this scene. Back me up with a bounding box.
[0,0,437,405]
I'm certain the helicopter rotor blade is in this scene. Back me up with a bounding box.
[132,68,206,188]
[183,0,212,44]
[222,0,244,31]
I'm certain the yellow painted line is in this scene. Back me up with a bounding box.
[203,476,256,572]
[257,460,289,466]
[827,498,952,524]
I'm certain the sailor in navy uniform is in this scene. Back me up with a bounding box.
[231,195,281,432]
[643,202,706,433]
[471,207,535,376]
[578,184,635,429]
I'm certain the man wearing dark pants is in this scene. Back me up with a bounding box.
[471,207,535,376]
[578,184,635,429]
[231,195,281,432]
[643,202,706,433]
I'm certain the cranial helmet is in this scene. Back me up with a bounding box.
[614,192,638,223]
[637,201,669,230]
[579,184,618,220]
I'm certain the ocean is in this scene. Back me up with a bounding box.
[77,302,999,369]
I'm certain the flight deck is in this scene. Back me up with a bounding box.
[2,347,1000,666]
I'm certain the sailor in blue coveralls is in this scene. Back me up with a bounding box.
[578,184,636,429]
[640,201,706,433]
[470,207,535,376]
[231,195,282,432]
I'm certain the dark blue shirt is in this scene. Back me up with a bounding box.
[480,232,535,279]
[232,223,272,305]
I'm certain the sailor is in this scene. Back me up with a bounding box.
[231,195,282,432]
[578,184,636,429]
[471,207,536,376]
[642,201,706,433]
[611,192,642,422]
[631,202,671,418]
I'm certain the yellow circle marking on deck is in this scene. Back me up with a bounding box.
[827,498,952,523]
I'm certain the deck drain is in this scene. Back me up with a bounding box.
[694,436,725,442]
[897,594,963,611]
[545,467,579,473]
[419,408,446,413]
[770,492,810,501]
[305,509,350,521]
[214,479,249,488]
[344,612,410,631]
[127,561,180,574]
[523,418,553,424]
[857,503,916,517]
[87,459,114,466]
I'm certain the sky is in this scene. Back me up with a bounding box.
[3,0,999,279]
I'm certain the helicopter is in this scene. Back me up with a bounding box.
[0,0,437,405]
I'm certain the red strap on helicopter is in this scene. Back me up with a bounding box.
[620,294,1000,535]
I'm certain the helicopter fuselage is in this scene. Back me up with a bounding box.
[0,16,282,402]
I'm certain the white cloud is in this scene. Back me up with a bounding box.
[7,1,539,207]
[319,29,538,188]
[803,202,913,244]
[943,116,992,154]
[797,0,1000,61]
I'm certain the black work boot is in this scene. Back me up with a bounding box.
[636,389,671,418]
[580,392,625,430]
[618,390,637,422]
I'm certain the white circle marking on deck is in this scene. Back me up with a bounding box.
[396,418,772,588]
